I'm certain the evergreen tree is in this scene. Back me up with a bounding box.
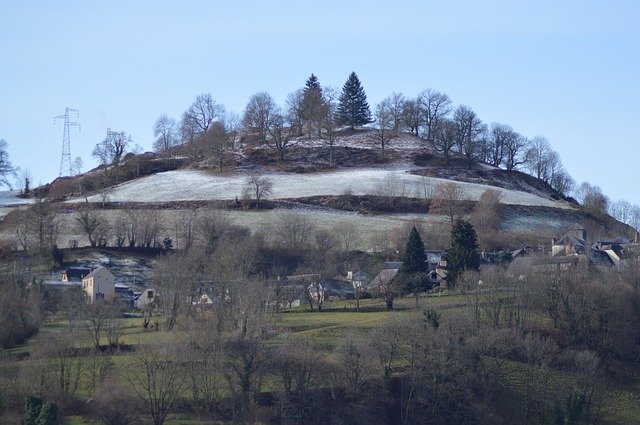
[402,226,428,274]
[336,72,372,129]
[447,218,480,286]
[301,74,326,137]
[401,226,429,305]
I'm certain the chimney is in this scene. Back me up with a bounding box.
[552,237,557,246]
[635,232,639,244]
[347,271,353,280]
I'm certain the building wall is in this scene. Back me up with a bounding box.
[82,268,116,303]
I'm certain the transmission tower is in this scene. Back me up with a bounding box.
[54,107,81,177]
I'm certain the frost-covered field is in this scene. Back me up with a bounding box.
[77,169,572,209]
[0,191,35,206]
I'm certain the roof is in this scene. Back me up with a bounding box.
[84,267,110,280]
[383,261,403,270]
[426,251,444,264]
[590,249,615,267]
[369,268,399,289]
[351,271,369,281]
[556,234,585,249]
[64,268,91,281]
[42,280,81,288]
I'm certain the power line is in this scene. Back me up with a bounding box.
[54,107,81,177]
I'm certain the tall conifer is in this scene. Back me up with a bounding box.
[337,72,372,129]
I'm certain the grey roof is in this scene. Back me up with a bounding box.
[590,249,615,267]
[64,268,91,281]
[383,261,403,270]
[556,234,585,249]
[369,268,399,289]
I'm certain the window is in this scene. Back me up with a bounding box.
[96,292,105,300]
[148,290,154,299]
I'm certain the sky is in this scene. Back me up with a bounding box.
[1,0,638,205]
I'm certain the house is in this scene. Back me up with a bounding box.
[347,271,369,289]
[193,293,214,306]
[368,263,402,294]
[82,267,116,302]
[551,225,587,257]
[135,288,157,310]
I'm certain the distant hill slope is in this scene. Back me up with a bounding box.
[73,168,572,210]
[60,130,572,210]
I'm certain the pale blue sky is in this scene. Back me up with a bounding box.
[1,0,638,205]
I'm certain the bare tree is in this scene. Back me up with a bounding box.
[332,220,359,252]
[76,206,109,247]
[430,119,457,160]
[574,182,609,215]
[182,93,225,134]
[72,156,84,176]
[286,89,305,136]
[179,112,200,159]
[387,92,406,134]
[153,114,179,155]
[224,111,242,150]
[267,108,296,161]
[334,332,378,395]
[125,343,187,425]
[487,123,514,167]
[92,376,140,425]
[472,189,503,235]
[152,250,199,329]
[610,199,634,226]
[174,208,198,251]
[430,182,466,225]
[224,335,268,421]
[273,337,323,423]
[204,121,229,170]
[402,98,423,137]
[274,212,316,252]
[321,86,339,166]
[420,89,452,144]
[0,138,16,188]
[243,91,276,145]
[243,173,274,209]
[27,198,61,252]
[453,105,487,168]
[503,132,529,171]
[92,129,132,184]
[523,136,560,182]
[124,209,140,247]
[373,98,397,159]
[138,210,163,248]
[175,319,225,412]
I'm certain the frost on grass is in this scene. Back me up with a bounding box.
[75,169,571,209]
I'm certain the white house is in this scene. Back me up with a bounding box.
[136,288,157,310]
[82,267,116,303]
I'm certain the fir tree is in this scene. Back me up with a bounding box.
[336,72,372,129]
[402,226,428,305]
[402,226,428,274]
[447,218,480,286]
[301,74,325,137]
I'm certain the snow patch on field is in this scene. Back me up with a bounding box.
[75,169,572,209]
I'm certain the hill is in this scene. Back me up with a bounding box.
[4,129,631,252]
